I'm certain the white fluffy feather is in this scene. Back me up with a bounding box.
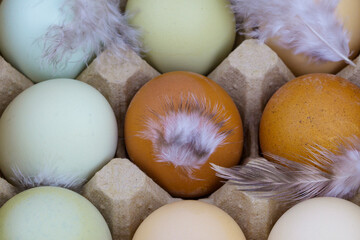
[230,0,355,65]
[140,95,233,177]
[11,164,86,190]
[42,0,142,66]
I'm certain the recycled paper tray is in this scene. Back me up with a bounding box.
[1,31,360,240]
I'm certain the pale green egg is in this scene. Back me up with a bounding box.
[0,0,92,83]
[0,187,112,240]
[125,0,236,75]
[0,79,118,188]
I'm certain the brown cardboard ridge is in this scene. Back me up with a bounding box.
[1,39,360,240]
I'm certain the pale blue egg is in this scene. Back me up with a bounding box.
[0,79,118,188]
[0,0,93,83]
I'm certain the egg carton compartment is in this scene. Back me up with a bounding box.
[1,39,360,240]
[0,55,33,117]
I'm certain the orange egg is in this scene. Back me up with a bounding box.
[259,73,360,165]
[124,71,243,198]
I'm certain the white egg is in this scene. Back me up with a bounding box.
[268,197,360,240]
[0,0,93,83]
[0,187,112,240]
[0,79,118,188]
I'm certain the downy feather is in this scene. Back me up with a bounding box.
[41,0,142,67]
[139,95,233,177]
[230,0,355,65]
[11,164,86,191]
[212,137,360,203]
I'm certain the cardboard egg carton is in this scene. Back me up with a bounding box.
[1,39,360,240]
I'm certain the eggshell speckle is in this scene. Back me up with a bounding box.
[0,186,112,240]
[0,79,118,187]
[268,197,360,240]
[133,200,246,240]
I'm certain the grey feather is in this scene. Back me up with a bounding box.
[212,137,360,203]
[139,94,233,178]
[41,0,142,67]
[230,0,355,66]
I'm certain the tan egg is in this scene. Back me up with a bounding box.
[267,0,360,76]
[133,200,246,240]
[124,71,243,198]
[259,73,360,165]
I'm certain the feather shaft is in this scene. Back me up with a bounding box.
[301,18,355,66]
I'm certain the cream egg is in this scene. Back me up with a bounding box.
[0,0,93,82]
[267,0,360,76]
[133,200,246,240]
[125,0,236,75]
[268,197,360,240]
[0,79,118,188]
[0,187,112,240]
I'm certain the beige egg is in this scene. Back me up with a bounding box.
[267,0,360,76]
[133,200,246,240]
[268,197,360,240]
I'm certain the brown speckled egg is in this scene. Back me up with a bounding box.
[259,73,360,164]
[124,71,243,198]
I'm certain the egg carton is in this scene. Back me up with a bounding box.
[1,39,360,240]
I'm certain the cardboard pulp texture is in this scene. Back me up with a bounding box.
[1,39,360,240]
